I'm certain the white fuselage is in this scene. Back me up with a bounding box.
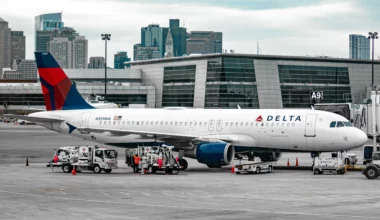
[31,108,368,152]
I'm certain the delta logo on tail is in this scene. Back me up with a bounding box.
[35,52,94,111]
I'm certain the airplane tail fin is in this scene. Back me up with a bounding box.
[34,52,94,111]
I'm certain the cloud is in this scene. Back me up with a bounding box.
[0,0,379,67]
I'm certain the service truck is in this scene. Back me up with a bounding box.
[126,145,181,174]
[234,162,274,174]
[51,145,118,174]
[313,152,346,175]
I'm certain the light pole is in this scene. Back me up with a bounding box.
[101,34,111,99]
[368,32,378,90]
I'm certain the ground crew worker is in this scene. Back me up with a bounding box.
[133,154,141,173]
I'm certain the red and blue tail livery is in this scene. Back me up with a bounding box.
[35,52,94,111]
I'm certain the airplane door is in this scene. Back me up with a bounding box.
[81,113,90,128]
[208,119,215,131]
[305,115,317,137]
[216,119,223,131]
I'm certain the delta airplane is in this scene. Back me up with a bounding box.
[6,52,368,169]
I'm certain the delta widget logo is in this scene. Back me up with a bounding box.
[255,115,263,122]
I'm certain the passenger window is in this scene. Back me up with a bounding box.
[277,123,279,127]
[118,121,121,125]
[109,121,111,125]
[132,121,134,125]
[256,123,259,127]
[266,123,268,127]
[113,121,116,125]
[330,121,336,128]
[161,122,163,126]
[246,122,248,126]
[170,122,173,126]
[185,122,188,126]
[175,122,178,126]
[165,122,168,126]
[190,122,192,126]
[230,122,233,126]
[127,121,130,125]
[180,122,183,126]
[343,122,353,127]
[137,122,139,125]
[194,122,197,126]
[123,121,125,125]
[292,123,295,127]
[241,122,244,126]
[337,121,344,127]
[287,123,290,127]
[235,122,238,126]
[99,121,102,125]
[271,123,274,127]
[225,122,228,126]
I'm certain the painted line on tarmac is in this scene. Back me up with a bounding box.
[0,189,379,219]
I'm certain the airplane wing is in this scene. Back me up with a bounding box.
[77,127,233,143]
[4,114,64,123]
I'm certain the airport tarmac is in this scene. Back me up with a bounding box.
[0,123,379,220]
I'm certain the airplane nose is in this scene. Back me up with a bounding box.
[356,130,368,146]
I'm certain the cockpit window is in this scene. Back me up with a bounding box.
[343,122,353,127]
[330,121,336,128]
[337,121,344,127]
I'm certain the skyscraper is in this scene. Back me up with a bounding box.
[349,34,370,60]
[114,52,131,69]
[17,60,37,79]
[169,19,187,57]
[10,31,25,63]
[88,57,104,69]
[133,44,160,61]
[72,36,88,69]
[141,24,163,57]
[0,17,11,72]
[49,37,72,68]
[186,31,222,54]
[35,12,64,52]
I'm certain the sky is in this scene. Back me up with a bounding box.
[1,0,380,67]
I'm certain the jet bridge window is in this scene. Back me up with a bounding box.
[330,121,336,128]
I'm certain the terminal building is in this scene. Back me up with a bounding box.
[0,68,155,114]
[127,53,380,109]
[1,53,380,114]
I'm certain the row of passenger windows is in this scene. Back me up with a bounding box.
[98,120,297,128]
[329,121,353,128]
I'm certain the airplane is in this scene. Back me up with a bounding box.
[6,52,368,170]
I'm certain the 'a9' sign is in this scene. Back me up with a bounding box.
[311,91,323,100]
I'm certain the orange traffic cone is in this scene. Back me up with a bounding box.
[287,158,290,167]
[296,157,299,167]
[26,157,29,166]
[72,167,76,175]
[231,164,235,173]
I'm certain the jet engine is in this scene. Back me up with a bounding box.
[184,143,235,167]
[255,151,282,162]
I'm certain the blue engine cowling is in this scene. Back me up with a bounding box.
[184,143,235,167]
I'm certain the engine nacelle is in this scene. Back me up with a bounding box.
[184,143,235,167]
[255,152,282,162]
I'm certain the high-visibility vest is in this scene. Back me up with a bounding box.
[134,156,141,165]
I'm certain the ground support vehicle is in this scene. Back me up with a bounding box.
[126,145,181,174]
[313,153,345,175]
[235,162,274,174]
[344,153,358,165]
[50,145,118,174]
[363,151,380,179]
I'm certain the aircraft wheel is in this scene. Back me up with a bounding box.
[179,159,188,170]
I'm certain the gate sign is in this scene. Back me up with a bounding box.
[311,91,323,100]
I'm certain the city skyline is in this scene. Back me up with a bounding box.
[0,0,380,67]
